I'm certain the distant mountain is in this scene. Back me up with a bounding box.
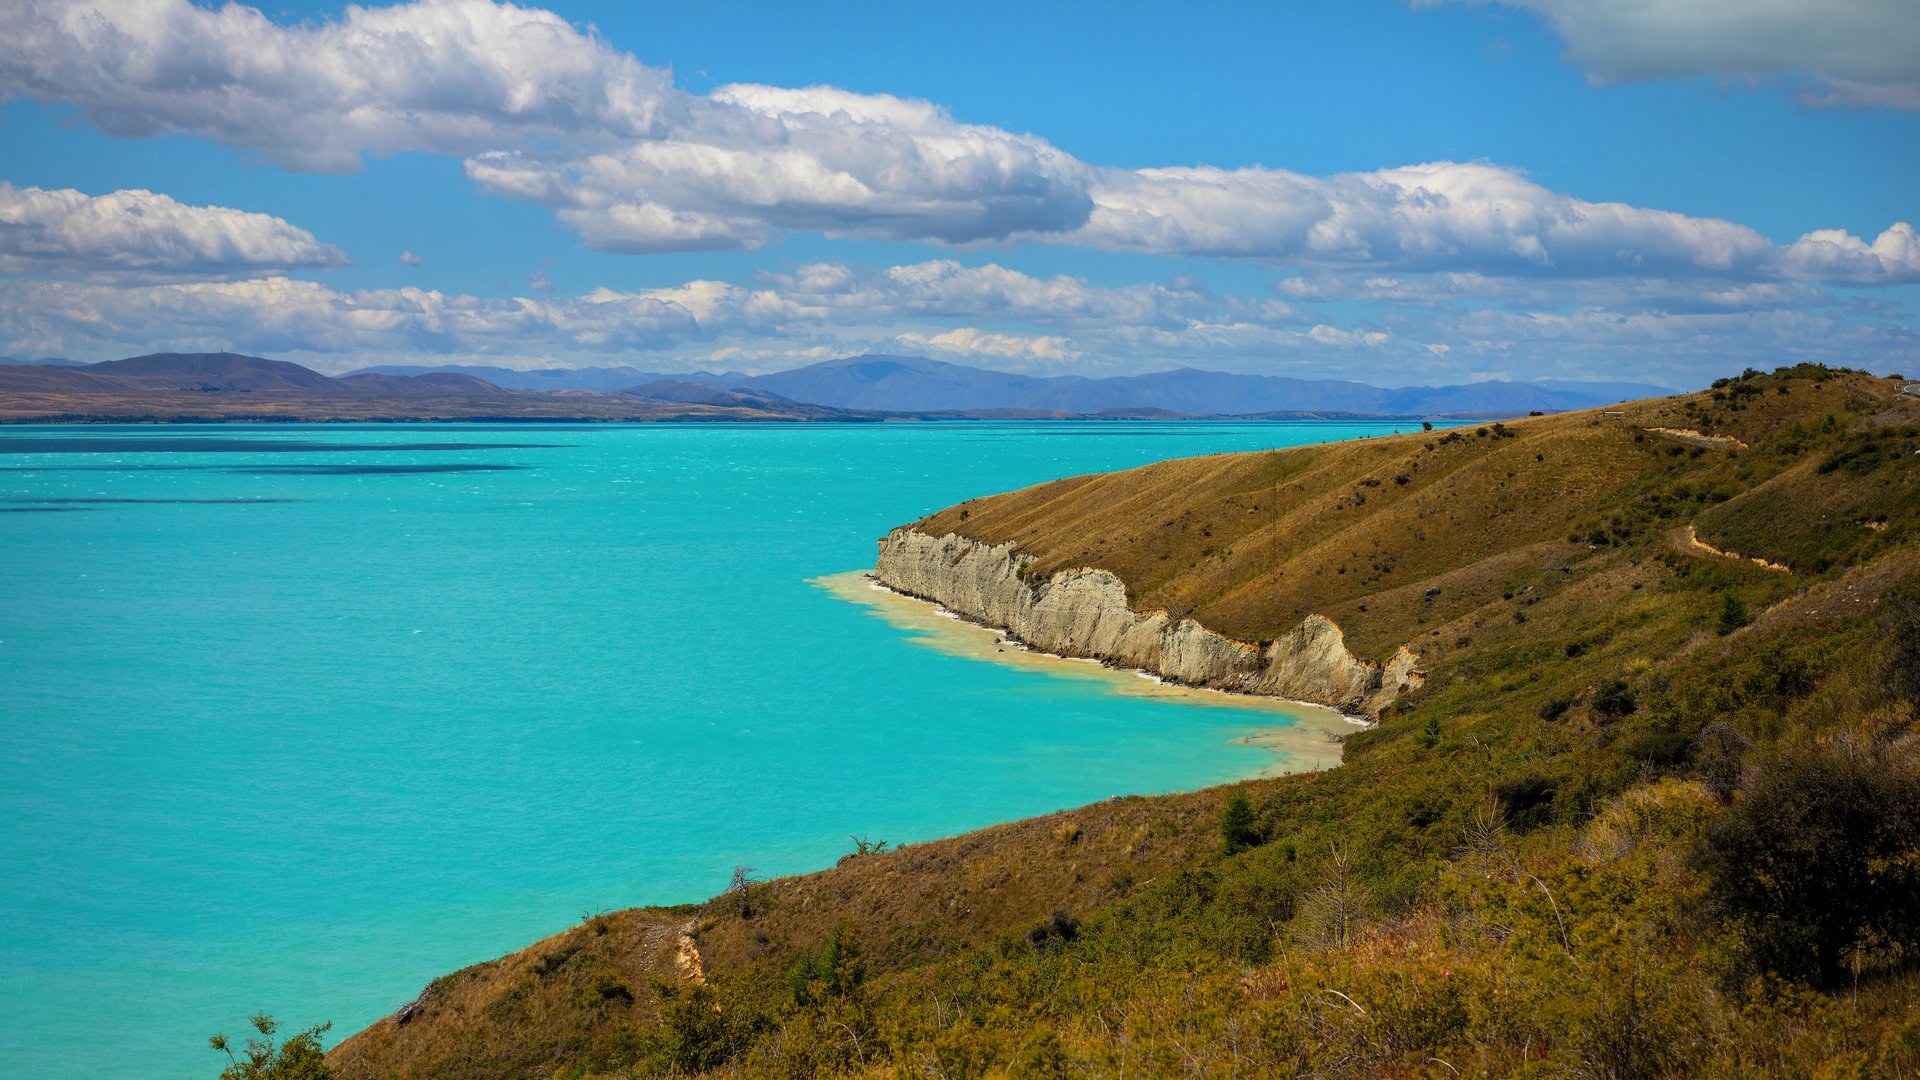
[346,363,724,393]
[0,355,80,366]
[621,380,800,409]
[0,352,846,423]
[357,355,1672,417]
[334,371,514,397]
[4,350,1683,423]
[729,355,1672,416]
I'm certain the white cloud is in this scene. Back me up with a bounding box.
[1,0,1090,250]
[5,258,1910,388]
[398,250,423,267]
[1438,0,1920,111]
[1275,268,1832,314]
[4,0,1912,286]
[466,82,1092,251]
[895,327,1082,362]
[1071,162,1919,284]
[0,183,346,278]
[0,0,679,171]
[1779,222,1920,283]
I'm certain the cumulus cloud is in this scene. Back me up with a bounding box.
[894,327,1082,362]
[1071,162,1919,284]
[0,0,1090,250]
[0,183,347,279]
[465,84,1092,251]
[4,258,1912,387]
[4,0,1911,285]
[398,250,423,267]
[0,0,680,171]
[1439,0,1920,111]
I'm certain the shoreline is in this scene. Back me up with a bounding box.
[812,569,1361,777]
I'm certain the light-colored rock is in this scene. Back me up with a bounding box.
[874,528,1422,717]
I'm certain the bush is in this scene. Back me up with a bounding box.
[1492,772,1557,831]
[1697,738,1920,986]
[209,1015,333,1080]
[1027,910,1080,949]
[1593,680,1638,719]
[1883,582,1920,705]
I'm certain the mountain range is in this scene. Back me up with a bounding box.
[350,354,1673,416]
[0,351,1678,423]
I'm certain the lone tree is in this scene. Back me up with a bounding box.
[1219,791,1262,854]
[1715,592,1750,636]
[209,1014,334,1080]
[730,864,758,919]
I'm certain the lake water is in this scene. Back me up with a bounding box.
[0,420,1412,1078]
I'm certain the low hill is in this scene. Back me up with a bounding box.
[86,351,342,391]
[328,365,1920,1079]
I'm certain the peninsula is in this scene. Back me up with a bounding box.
[328,364,1920,1078]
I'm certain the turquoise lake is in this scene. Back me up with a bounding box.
[0,421,1415,1078]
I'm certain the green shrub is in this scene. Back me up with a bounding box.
[1593,680,1638,719]
[1698,738,1920,987]
[209,1015,333,1080]
[1883,583,1920,705]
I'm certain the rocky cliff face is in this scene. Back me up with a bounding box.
[874,528,1422,717]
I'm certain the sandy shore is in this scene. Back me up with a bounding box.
[811,569,1359,776]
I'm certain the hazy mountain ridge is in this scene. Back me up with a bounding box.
[3,351,1676,423]
[352,354,1674,416]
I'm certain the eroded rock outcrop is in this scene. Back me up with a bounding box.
[874,528,1421,717]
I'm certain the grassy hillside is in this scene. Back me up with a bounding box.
[318,365,1920,1079]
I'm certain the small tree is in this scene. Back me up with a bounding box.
[730,865,758,919]
[209,1015,333,1080]
[1695,721,1751,804]
[1296,843,1368,950]
[1715,593,1750,635]
[1415,713,1441,749]
[1219,791,1261,854]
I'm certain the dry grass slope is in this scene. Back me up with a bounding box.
[326,365,1920,1079]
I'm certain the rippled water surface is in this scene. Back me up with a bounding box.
[0,420,1412,1078]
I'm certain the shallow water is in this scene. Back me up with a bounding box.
[0,420,1413,1078]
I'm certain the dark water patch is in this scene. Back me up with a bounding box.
[0,506,92,513]
[3,497,303,505]
[0,438,563,455]
[0,465,236,472]
[230,464,530,476]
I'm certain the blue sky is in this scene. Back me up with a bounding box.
[1,0,1916,385]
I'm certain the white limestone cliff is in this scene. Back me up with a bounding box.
[873,528,1422,718]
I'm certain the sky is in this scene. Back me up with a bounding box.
[0,0,1917,386]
